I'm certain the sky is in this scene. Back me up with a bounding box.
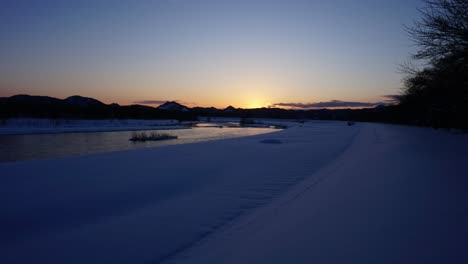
[0,0,423,109]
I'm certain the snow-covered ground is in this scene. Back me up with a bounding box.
[1,121,467,264]
[166,123,468,264]
[0,118,187,135]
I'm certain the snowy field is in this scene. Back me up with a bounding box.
[1,121,468,263]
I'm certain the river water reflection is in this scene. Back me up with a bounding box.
[0,125,278,162]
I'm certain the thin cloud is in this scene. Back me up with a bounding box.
[270,100,385,109]
[382,94,401,103]
[133,100,170,105]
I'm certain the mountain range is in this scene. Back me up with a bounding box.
[0,94,396,122]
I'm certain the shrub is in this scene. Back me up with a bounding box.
[129,131,177,142]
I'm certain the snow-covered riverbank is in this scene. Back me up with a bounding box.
[166,123,468,264]
[1,121,467,264]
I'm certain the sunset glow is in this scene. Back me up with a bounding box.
[2,1,468,263]
[0,0,422,108]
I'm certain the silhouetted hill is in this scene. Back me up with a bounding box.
[7,94,62,105]
[0,95,196,120]
[224,106,236,112]
[64,95,106,108]
[157,101,189,112]
[0,94,406,124]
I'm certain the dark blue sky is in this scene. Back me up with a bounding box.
[0,0,423,108]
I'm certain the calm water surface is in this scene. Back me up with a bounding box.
[0,125,278,162]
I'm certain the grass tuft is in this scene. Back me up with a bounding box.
[129,131,177,142]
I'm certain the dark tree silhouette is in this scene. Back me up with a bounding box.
[406,0,468,62]
[400,0,468,129]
